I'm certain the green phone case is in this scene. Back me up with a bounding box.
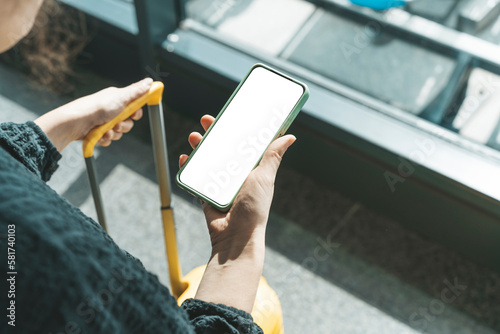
[176,63,310,211]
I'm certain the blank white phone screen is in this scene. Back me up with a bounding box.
[179,66,305,206]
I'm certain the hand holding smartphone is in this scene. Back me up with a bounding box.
[176,64,309,211]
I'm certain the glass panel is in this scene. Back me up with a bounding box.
[186,0,315,55]
[282,10,456,115]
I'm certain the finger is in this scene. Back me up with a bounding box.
[257,134,296,177]
[111,131,123,141]
[179,154,189,168]
[130,108,143,121]
[188,132,203,149]
[120,78,153,106]
[100,130,113,141]
[99,138,112,147]
[98,131,113,147]
[113,119,134,133]
[200,115,215,132]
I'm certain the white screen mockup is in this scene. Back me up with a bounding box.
[179,66,305,206]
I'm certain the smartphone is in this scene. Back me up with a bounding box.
[176,63,309,211]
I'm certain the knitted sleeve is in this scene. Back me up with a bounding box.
[182,299,264,334]
[0,121,61,181]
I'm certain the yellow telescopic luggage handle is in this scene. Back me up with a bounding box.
[82,82,165,232]
[82,81,187,298]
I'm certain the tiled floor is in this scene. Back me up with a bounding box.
[1,62,499,333]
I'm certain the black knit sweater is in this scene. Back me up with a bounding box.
[0,121,262,334]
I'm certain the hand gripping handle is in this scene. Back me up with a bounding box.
[82,81,164,158]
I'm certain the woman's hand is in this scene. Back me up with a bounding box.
[179,114,296,312]
[35,78,153,152]
[179,114,296,253]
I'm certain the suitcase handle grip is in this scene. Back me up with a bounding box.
[82,81,164,158]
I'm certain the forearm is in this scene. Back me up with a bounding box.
[34,102,96,153]
[195,229,266,313]
[34,81,149,153]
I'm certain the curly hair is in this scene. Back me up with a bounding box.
[2,0,87,93]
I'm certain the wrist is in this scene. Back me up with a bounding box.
[66,96,104,141]
[210,226,266,263]
[34,102,99,152]
[197,231,266,312]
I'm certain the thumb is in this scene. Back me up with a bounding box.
[119,78,154,106]
[258,134,296,176]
